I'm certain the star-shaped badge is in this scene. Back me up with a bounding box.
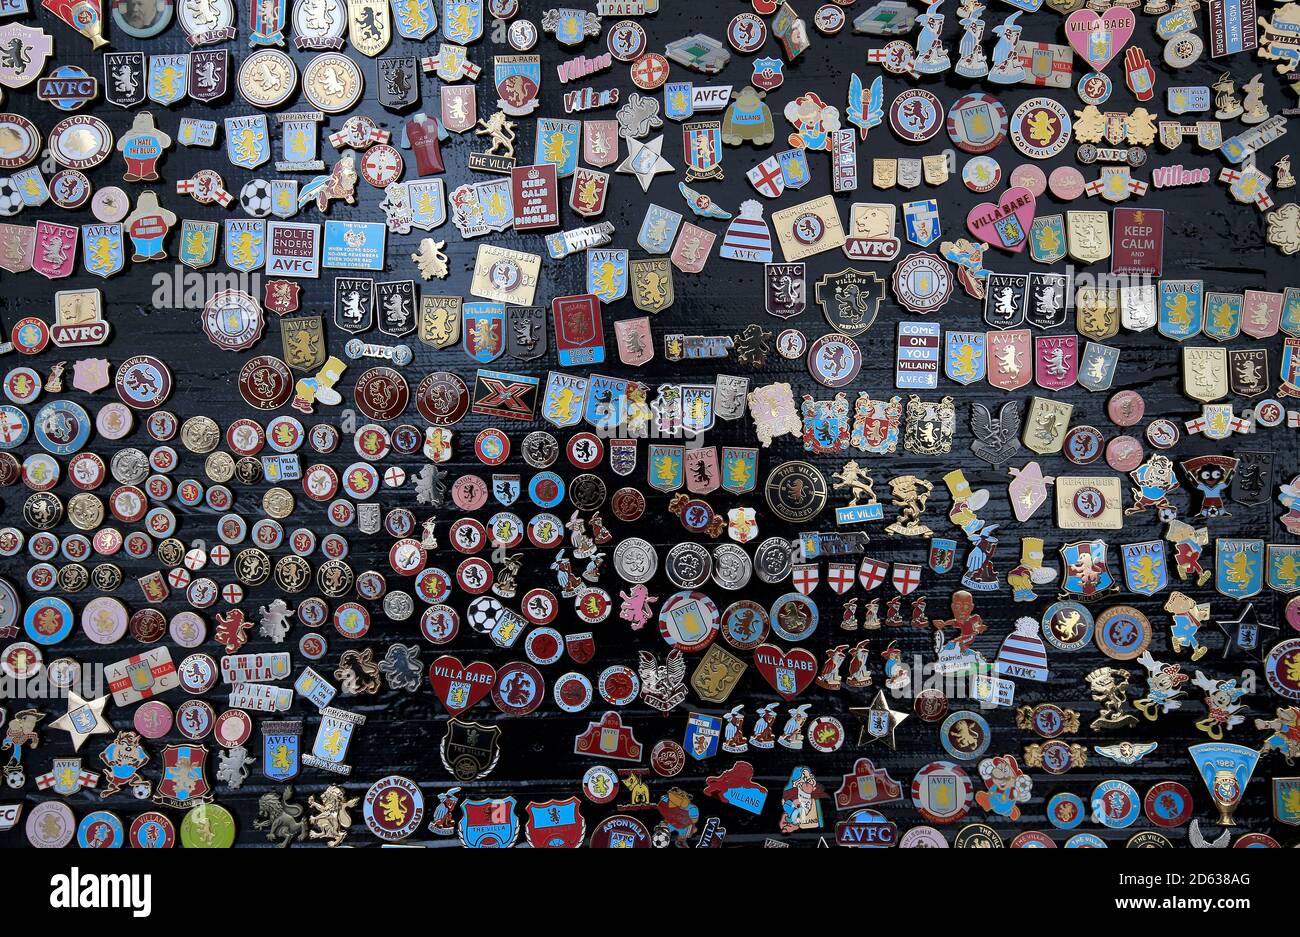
[49,691,112,752]
[617,135,673,192]
[1218,603,1278,661]
[850,689,909,749]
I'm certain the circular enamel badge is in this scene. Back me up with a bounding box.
[889,89,944,142]
[363,775,424,841]
[1093,605,1151,660]
[49,115,113,169]
[946,93,1006,154]
[658,590,719,652]
[892,251,953,314]
[1009,98,1072,159]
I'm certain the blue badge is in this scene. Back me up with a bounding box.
[81,224,125,278]
[684,712,722,760]
[584,374,629,429]
[458,796,519,848]
[586,248,628,303]
[637,203,682,254]
[147,53,188,105]
[1121,540,1168,596]
[528,471,565,508]
[1090,779,1140,828]
[262,719,301,781]
[462,302,505,363]
[224,114,270,169]
[33,400,90,455]
[1203,291,1243,341]
[223,219,265,272]
[1158,278,1204,340]
[441,0,483,43]
[178,220,217,269]
[647,443,683,492]
[535,117,580,178]
[944,330,986,385]
[1215,538,1264,599]
[664,81,693,120]
[721,446,757,494]
[322,220,386,270]
[1059,540,1115,597]
[903,199,941,247]
[394,0,437,38]
[542,371,587,427]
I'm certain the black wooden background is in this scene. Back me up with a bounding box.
[0,0,1297,847]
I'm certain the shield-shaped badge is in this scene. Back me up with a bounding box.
[0,23,52,89]
[683,120,724,182]
[1232,451,1274,506]
[378,56,418,111]
[441,0,483,44]
[188,48,227,102]
[583,119,619,168]
[552,293,604,366]
[721,447,758,494]
[1215,538,1263,599]
[261,720,301,781]
[902,199,940,247]
[81,224,125,279]
[1121,283,1157,331]
[495,54,542,117]
[506,305,547,360]
[629,258,673,314]
[1034,335,1078,390]
[1203,291,1243,342]
[1075,284,1119,340]
[223,219,265,273]
[1268,544,1300,594]
[613,316,653,366]
[536,117,580,177]
[648,444,684,492]
[225,115,271,169]
[684,446,720,493]
[1228,348,1268,397]
[334,277,374,334]
[393,0,436,38]
[178,220,217,270]
[1181,346,1227,402]
[1025,272,1068,329]
[281,315,325,371]
[569,167,609,218]
[986,330,1032,391]
[1242,289,1282,339]
[1159,279,1204,340]
[1077,342,1119,392]
[104,52,146,108]
[462,301,505,363]
[1121,541,1168,596]
[984,273,1027,329]
[1028,214,1066,264]
[945,331,986,385]
[347,0,392,56]
[441,84,477,133]
[638,204,682,254]
[814,268,883,338]
[418,294,460,348]
[542,372,588,428]
[376,279,416,337]
[148,54,189,105]
[32,221,77,279]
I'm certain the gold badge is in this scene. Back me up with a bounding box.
[922,154,950,186]
[1055,475,1123,529]
[1181,346,1229,402]
[1022,396,1074,455]
[470,244,541,305]
[1066,210,1111,264]
[772,195,847,262]
[419,295,462,349]
[630,258,674,313]
[346,0,391,57]
[690,645,748,703]
[1075,284,1120,339]
[281,315,326,372]
[872,158,897,189]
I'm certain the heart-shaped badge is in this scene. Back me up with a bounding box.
[753,643,818,700]
[966,186,1036,252]
[1064,7,1135,72]
[429,655,497,715]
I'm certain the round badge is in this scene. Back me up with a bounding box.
[1144,781,1193,827]
[807,333,861,387]
[769,592,818,641]
[49,115,113,169]
[658,590,719,652]
[1048,165,1086,201]
[765,461,828,523]
[962,155,1002,193]
[1091,779,1140,828]
[1046,792,1086,829]
[947,93,1006,154]
[363,775,424,841]
[912,761,973,824]
[1009,98,1072,159]
[940,710,990,760]
[1265,638,1300,700]
[1094,605,1151,660]
[889,88,944,142]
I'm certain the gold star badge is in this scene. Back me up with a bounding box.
[49,691,112,752]
[850,689,909,749]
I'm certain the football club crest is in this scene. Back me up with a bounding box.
[270,180,300,218]
[583,119,619,168]
[378,56,418,110]
[1233,450,1273,506]
[664,81,693,121]
[281,314,325,371]
[525,797,584,848]
[224,219,265,273]
[1228,348,1268,397]
[419,294,460,348]
[293,0,346,49]
[802,393,851,454]
[747,155,786,198]
[153,744,212,807]
[630,258,673,313]
[570,167,609,218]
[1034,335,1078,390]
[721,447,758,494]
[0,223,35,273]
[903,199,941,247]
[1203,291,1243,342]
[495,54,541,117]
[32,222,77,279]
[764,262,806,318]
[587,248,628,303]
[542,372,588,428]
[778,149,811,190]
[250,0,287,45]
[683,120,724,182]
[178,0,235,44]
[1269,545,1300,594]
[638,203,682,254]
[614,316,653,366]
[552,293,604,366]
[814,268,883,338]
[462,301,505,363]
[36,758,97,796]
[648,444,684,492]
[543,7,597,46]
[1078,342,1119,392]
[0,23,52,89]
[929,538,957,574]
[104,52,147,108]
[441,84,476,133]
[681,384,716,434]
[407,179,445,230]
[1274,778,1300,825]
[148,54,189,105]
[684,446,719,493]
[1242,289,1282,339]
[1181,347,1227,402]
[1122,283,1157,332]
[261,720,301,781]
[278,113,320,168]
[1075,285,1118,340]
[945,331,986,385]
[987,330,1031,391]
[851,393,902,455]
[584,374,630,429]
[1215,538,1263,599]
[752,55,783,90]
[1025,272,1068,329]
[1121,541,1168,596]
[984,273,1027,329]
[377,279,416,337]
[393,0,436,38]
[1059,541,1116,598]
[80,224,124,279]
[536,117,581,178]
[346,0,392,56]
[505,305,546,361]
[334,277,374,334]
[225,115,271,169]
[1029,214,1067,263]
[441,0,483,44]
[177,220,217,269]
[1159,279,1204,340]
